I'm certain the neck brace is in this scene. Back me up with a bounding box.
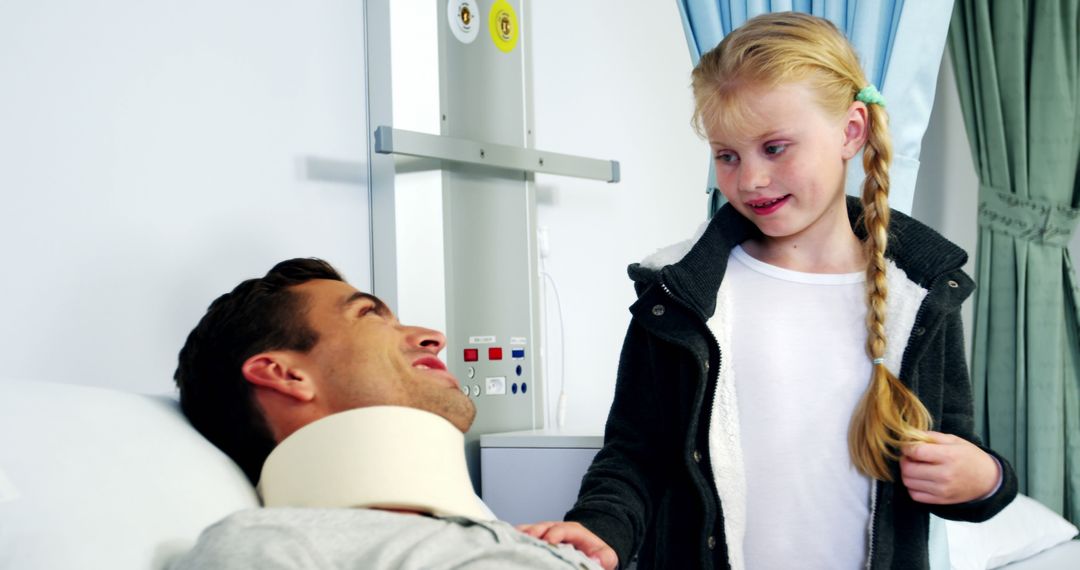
[258,406,492,520]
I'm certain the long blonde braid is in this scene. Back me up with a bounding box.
[690,12,931,481]
[848,102,932,480]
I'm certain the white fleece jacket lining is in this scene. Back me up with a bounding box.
[640,231,929,570]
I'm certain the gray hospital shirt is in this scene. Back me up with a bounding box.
[170,507,602,570]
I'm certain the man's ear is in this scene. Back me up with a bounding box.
[241,352,317,403]
[841,101,869,160]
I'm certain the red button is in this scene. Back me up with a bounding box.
[464,348,478,362]
[488,347,503,360]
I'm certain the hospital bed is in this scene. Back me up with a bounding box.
[1,378,1076,570]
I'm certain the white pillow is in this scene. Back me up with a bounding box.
[945,494,1079,569]
[0,379,260,570]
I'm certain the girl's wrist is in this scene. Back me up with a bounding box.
[975,454,1003,501]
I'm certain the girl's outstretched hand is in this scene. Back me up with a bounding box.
[516,521,619,570]
[900,431,1001,505]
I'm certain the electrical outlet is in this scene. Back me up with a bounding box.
[538,226,551,258]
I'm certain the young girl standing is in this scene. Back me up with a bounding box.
[520,12,1017,570]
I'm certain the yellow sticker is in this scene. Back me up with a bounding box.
[488,0,518,53]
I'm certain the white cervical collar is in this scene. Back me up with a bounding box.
[258,406,493,521]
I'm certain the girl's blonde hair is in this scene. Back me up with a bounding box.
[690,12,931,481]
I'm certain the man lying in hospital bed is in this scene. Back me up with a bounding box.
[165,257,599,569]
[0,257,1077,569]
[0,258,600,570]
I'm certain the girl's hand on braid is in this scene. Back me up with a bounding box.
[899,431,1001,505]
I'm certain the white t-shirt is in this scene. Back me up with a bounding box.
[727,246,872,569]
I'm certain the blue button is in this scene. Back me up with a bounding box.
[511,348,525,359]
[511,383,518,394]
[521,382,527,394]
[515,365,523,376]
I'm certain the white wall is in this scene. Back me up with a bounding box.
[0,1,373,393]
[529,2,708,429]
[0,0,704,415]
[390,0,446,334]
[6,2,1072,416]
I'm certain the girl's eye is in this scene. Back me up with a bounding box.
[764,143,787,156]
[715,151,738,164]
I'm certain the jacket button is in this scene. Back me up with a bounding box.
[651,304,665,316]
[703,361,710,372]
[707,535,716,550]
[947,280,959,288]
[913,326,926,336]
[691,450,702,463]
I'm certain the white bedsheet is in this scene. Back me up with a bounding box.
[1004,539,1080,569]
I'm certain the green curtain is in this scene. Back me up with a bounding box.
[948,0,1080,522]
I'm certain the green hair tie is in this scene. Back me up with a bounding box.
[856,85,886,107]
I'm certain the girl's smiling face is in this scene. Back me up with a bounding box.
[707,81,867,251]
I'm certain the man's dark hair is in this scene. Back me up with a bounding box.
[174,258,343,483]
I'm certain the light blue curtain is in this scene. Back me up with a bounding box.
[677,0,955,216]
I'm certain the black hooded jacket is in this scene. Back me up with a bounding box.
[564,198,1018,569]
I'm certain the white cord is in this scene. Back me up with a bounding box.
[539,256,550,428]
[541,271,567,429]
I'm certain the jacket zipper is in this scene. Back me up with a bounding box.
[659,277,727,567]
[865,481,879,569]
[864,279,932,569]
[658,278,721,384]
[862,277,937,569]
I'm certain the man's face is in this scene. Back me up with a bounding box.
[293,279,476,432]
